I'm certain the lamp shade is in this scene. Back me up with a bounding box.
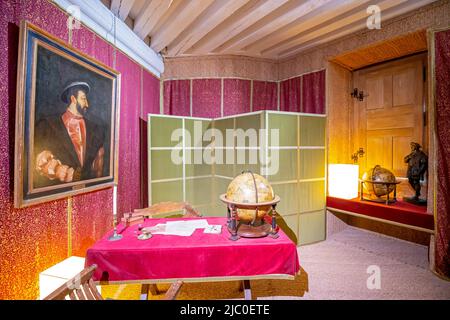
[328,164,359,199]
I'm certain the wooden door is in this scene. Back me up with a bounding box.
[353,54,426,198]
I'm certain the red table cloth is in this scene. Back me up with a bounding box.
[85,217,299,282]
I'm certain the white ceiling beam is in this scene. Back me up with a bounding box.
[52,0,163,76]
[149,0,185,37]
[133,0,172,39]
[111,0,136,21]
[244,0,370,55]
[167,0,251,56]
[187,0,290,55]
[151,0,216,53]
[264,0,406,58]
[277,0,436,59]
[214,0,334,53]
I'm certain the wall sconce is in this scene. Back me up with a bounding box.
[328,164,359,199]
[351,147,365,164]
[350,88,369,101]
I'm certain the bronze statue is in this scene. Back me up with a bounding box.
[404,142,428,205]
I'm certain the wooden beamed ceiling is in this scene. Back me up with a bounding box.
[104,0,437,60]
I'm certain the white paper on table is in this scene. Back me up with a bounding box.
[164,230,194,236]
[143,224,193,236]
[179,219,209,229]
[165,221,196,236]
[142,224,166,234]
[203,225,222,234]
[142,219,209,237]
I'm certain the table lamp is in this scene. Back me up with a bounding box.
[328,164,359,199]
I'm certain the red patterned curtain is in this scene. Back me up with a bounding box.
[223,79,251,116]
[434,29,450,278]
[280,76,301,112]
[192,79,221,118]
[252,81,278,111]
[163,80,190,116]
[302,70,325,114]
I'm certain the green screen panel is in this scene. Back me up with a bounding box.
[194,203,217,218]
[299,180,325,213]
[185,149,212,177]
[277,214,299,245]
[235,114,261,147]
[150,116,183,148]
[266,149,297,182]
[299,149,325,180]
[186,177,213,207]
[214,149,235,177]
[298,210,326,245]
[234,149,261,176]
[185,119,213,148]
[272,182,300,215]
[212,176,232,208]
[299,116,325,147]
[214,118,234,145]
[150,150,183,180]
[235,113,261,131]
[268,113,297,147]
[209,202,228,218]
[151,180,183,204]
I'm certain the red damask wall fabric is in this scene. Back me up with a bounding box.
[141,70,160,208]
[142,70,160,117]
[0,0,160,299]
[0,0,71,300]
[70,25,115,258]
[116,51,142,221]
[302,70,326,114]
[434,29,450,278]
[163,80,190,116]
[252,80,278,111]
[192,79,221,118]
[280,76,301,112]
[223,79,251,116]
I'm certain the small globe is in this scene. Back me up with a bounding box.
[225,171,274,223]
[362,165,397,197]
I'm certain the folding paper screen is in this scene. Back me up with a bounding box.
[148,115,214,216]
[148,111,326,245]
[266,113,326,245]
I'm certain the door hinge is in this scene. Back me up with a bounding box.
[423,66,427,82]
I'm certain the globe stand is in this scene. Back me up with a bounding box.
[360,180,401,205]
[268,205,279,239]
[228,205,240,241]
[220,194,280,241]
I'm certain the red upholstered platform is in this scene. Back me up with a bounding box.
[326,196,434,231]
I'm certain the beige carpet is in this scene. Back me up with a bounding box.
[100,226,450,300]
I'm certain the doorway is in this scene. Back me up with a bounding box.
[352,53,427,199]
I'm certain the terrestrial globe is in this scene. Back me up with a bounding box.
[362,165,397,197]
[225,171,274,224]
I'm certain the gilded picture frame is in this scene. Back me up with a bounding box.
[14,21,121,208]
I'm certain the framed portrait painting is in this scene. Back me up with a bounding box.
[14,21,121,208]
